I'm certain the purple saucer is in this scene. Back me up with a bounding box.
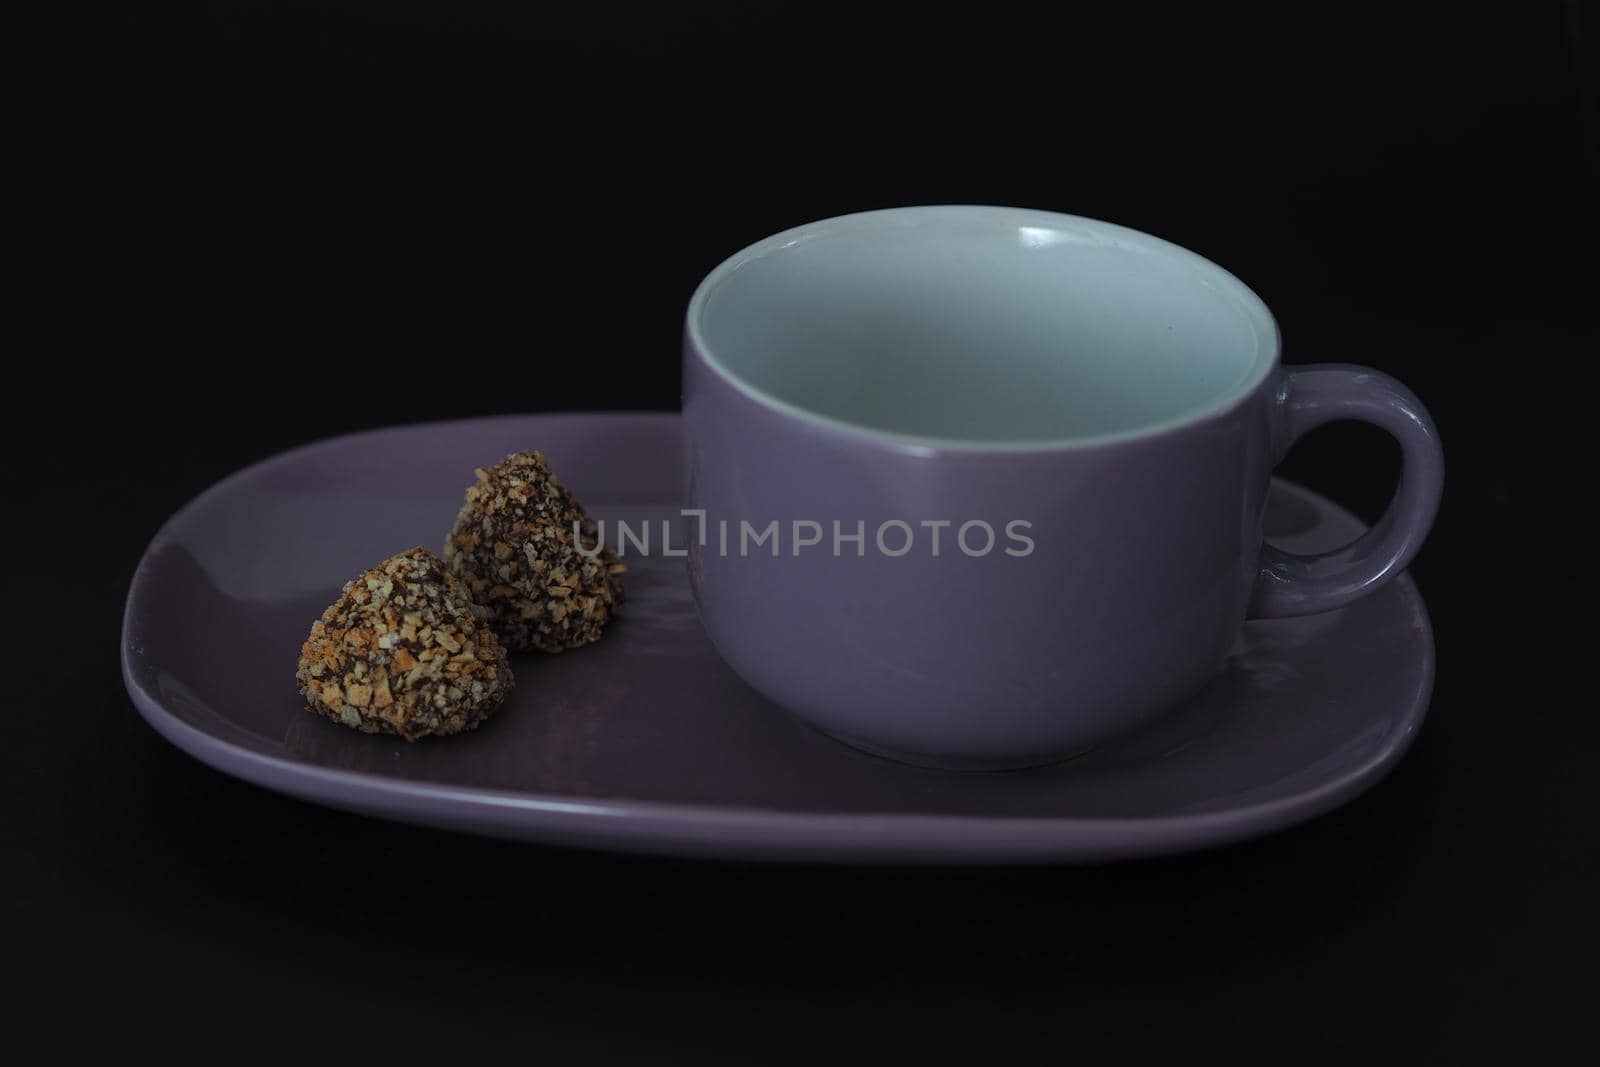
[121,413,1434,864]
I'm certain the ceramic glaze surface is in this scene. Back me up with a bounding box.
[685,206,1443,767]
[122,414,1435,863]
[692,206,1278,444]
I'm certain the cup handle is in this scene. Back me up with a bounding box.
[1248,364,1444,619]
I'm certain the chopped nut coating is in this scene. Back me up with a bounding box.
[296,548,513,740]
[443,450,625,652]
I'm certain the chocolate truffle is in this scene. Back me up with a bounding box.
[443,450,625,652]
[296,548,513,740]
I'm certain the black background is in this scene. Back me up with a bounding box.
[5,2,1598,1061]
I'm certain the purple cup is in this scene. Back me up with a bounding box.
[682,206,1442,769]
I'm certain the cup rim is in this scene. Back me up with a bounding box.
[685,205,1283,455]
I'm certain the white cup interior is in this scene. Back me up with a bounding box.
[689,206,1279,445]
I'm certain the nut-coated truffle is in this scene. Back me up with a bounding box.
[296,548,513,740]
[443,450,625,652]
